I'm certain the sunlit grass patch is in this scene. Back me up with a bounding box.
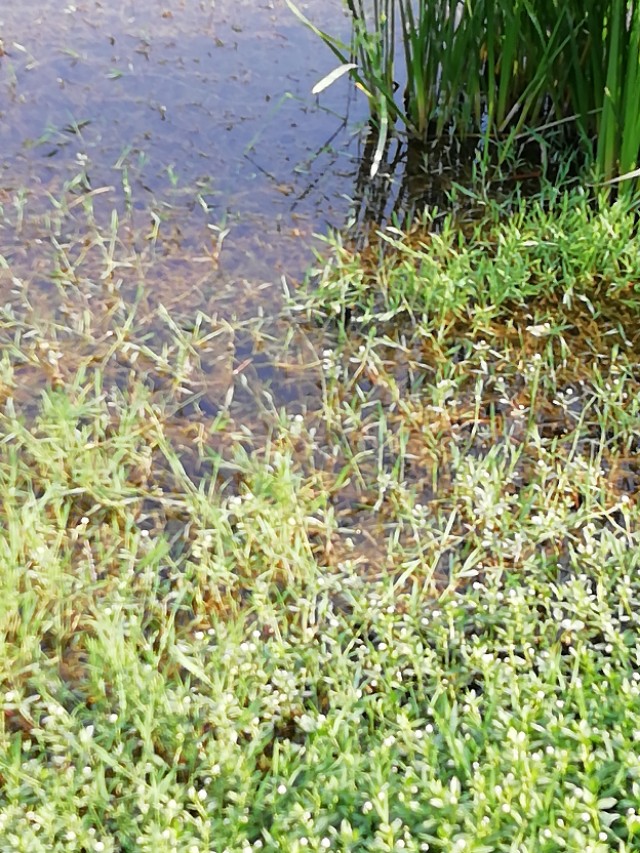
[296,186,640,331]
[2,183,640,850]
[3,367,640,851]
[0,376,330,850]
[3,369,640,851]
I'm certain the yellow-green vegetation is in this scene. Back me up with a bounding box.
[2,184,640,851]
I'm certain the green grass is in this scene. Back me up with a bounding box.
[3,186,640,850]
[297,185,640,326]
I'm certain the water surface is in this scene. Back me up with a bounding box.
[1,0,368,288]
[0,0,375,428]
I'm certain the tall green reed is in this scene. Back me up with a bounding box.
[290,0,640,188]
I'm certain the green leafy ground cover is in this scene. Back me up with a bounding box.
[2,187,640,851]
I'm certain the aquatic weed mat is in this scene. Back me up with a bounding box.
[2,187,640,850]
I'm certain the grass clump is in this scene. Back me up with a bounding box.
[297,186,640,327]
[1,184,640,851]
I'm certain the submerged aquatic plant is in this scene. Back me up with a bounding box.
[290,0,640,188]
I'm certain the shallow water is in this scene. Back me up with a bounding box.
[2,4,637,585]
[0,0,376,432]
[0,0,367,288]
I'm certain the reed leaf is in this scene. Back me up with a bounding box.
[291,0,640,188]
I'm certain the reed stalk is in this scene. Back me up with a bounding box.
[291,0,640,188]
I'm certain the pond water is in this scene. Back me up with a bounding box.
[2,3,621,579]
[1,0,367,272]
[0,0,380,424]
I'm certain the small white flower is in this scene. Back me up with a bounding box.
[80,725,95,744]
[527,322,551,337]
